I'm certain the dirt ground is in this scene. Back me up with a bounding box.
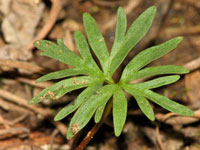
[0,0,200,150]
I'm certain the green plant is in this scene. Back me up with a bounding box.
[30,6,193,141]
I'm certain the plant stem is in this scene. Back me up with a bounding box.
[75,99,113,150]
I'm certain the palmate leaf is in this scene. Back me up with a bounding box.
[123,84,194,119]
[29,76,94,104]
[121,37,183,82]
[108,6,156,76]
[94,98,108,123]
[34,39,84,68]
[83,13,109,72]
[110,7,127,59]
[113,87,127,136]
[74,30,102,74]
[129,75,180,90]
[143,90,194,116]
[133,65,189,80]
[126,89,155,121]
[67,84,117,139]
[36,68,94,83]
[30,5,194,142]
[54,83,102,121]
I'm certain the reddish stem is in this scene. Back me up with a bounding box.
[75,100,113,150]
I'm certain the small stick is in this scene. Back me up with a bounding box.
[184,57,200,72]
[0,59,44,73]
[156,124,165,150]
[92,0,124,7]
[75,99,113,150]
[101,0,141,32]
[17,77,53,89]
[23,0,62,51]
[0,89,51,116]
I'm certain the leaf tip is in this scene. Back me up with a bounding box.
[185,68,190,74]
[185,108,194,117]
[57,38,63,45]
[66,133,72,140]
[118,6,124,12]
[83,12,91,20]
[174,36,183,45]
[149,115,155,121]
[35,78,42,83]
[177,36,183,41]
[148,5,157,14]
[175,75,181,81]
[28,100,34,105]
[34,40,40,47]
[54,115,60,121]
[114,130,122,137]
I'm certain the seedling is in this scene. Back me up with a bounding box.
[30,5,193,146]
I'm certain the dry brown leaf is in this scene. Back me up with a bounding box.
[0,0,45,60]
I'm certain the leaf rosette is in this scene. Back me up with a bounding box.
[30,6,194,139]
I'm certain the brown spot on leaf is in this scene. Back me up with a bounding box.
[41,91,56,100]
[46,41,51,47]
[73,78,79,85]
[82,81,87,84]
[36,41,40,45]
[99,38,104,42]
[72,123,80,135]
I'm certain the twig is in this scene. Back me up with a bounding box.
[92,0,124,7]
[156,124,165,150]
[75,99,113,150]
[183,57,200,72]
[17,77,53,89]
[194,109,200,118]
[50,120,68,137]
[129,56,200,84]
[0,98,32,114]
[0,59,44,73]
[177,0,200,8]
[23,0,63,51]
[135,0,173,51]
[156,113,199,125]
[162,25,200,37]
[0,113,28,127]
[0,143,44,150]
[50,129,59,150]
[0,89,51,116]
[101,0,141,32]
[0,127,30,140]
[0,89,69,139]
[160,112,176,122]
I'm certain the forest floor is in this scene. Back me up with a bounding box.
[0,0,200,150]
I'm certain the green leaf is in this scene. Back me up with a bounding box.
[94,100,107,123]
[29,76,94,104]
[108,6,156,76]
[130,75,180,90]
[36,68,94,83]
[121,37,183,82]
[143,90,194,116]
[132,65,189,80]
[34,39,84,68]
[54,83,102,121]
[124,87,154,120]
[83,13,109,72]
[110,7,127,58]
[74,30,101,73]
[134,94,155,121]
[113,87,127,136]
[67,84,117,139]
